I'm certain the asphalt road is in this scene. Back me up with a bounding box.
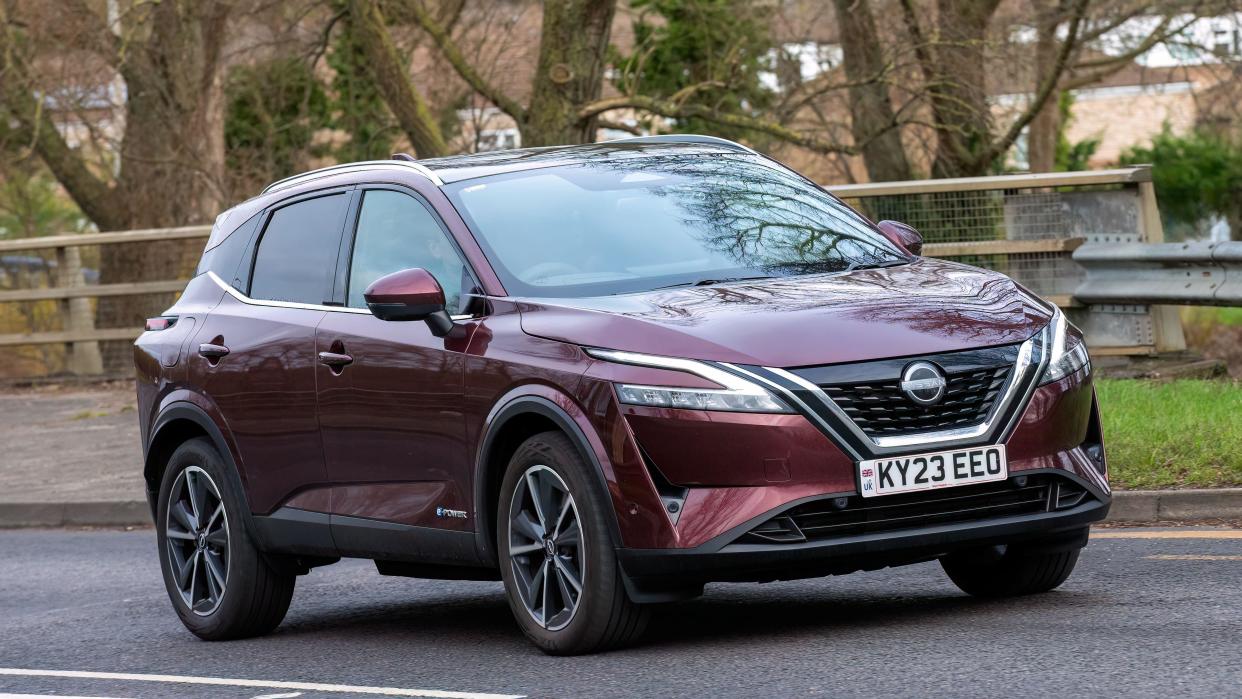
[1,528,1240,699]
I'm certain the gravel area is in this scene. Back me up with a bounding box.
[0,381,144,503]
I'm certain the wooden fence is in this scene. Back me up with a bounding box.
[0,166,1182,376]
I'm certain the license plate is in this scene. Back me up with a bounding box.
[858,445,1007,498]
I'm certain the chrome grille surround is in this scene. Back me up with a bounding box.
[716,323,1051,460]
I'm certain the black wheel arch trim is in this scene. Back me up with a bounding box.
[145,402,257,536]
[473,394,623,565]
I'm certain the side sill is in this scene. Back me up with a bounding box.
[375,560,500,581]
[331,513,484,566]
[253,507,489,569]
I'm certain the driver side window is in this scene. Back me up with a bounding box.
[347,189,471,312]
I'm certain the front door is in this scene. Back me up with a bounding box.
[316,187,480,557]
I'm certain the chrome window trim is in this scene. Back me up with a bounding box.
[205,271,471,320]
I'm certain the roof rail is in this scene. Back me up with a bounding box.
[261,159,443,194]
[603,134,758,155]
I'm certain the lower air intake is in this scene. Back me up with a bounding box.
[736,475,1092,546]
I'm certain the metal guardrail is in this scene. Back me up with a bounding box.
[829,165,1186,356]
[1075,241,1242,306]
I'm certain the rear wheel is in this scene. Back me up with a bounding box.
[497,431,650,655]
[156,437,295,639]
[941,544,1081,598]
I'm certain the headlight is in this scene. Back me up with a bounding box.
[1040,308,1091,385]
[584,348,793,413]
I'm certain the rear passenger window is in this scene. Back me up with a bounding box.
[250,193,349,304]
[197,212,260,290]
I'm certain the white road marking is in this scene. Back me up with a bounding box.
[1092,530,1242,539]
[1145,554,1242,561]
[0,694,133,699]
[252,693,304,699]
[0,669,523,699]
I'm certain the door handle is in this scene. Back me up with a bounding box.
[198,343,230,360]
[318,351,354,369]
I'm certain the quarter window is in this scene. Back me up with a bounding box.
[347,190,471,312]
[250,193,349,304]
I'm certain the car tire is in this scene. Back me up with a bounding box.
[497,431,650,655]
[940,544,1081,598]
[156,437,295,640]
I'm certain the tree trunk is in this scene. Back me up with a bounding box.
[929,0,1001,178]
[833,0,913,182]
[94,0,232,371]
[1027,0,1062,173]
[523,0,617,146]
[347,0,447,158]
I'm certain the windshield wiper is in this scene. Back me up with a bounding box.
[843,260,910,272]
[653,275,776,291]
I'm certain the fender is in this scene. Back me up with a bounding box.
[145,402,257,536]
[473,392,623,564]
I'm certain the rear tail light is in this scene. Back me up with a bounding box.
[144,316,178,331]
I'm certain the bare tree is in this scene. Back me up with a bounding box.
[832,0,912,182]
[0,1,240,367]
[353,0,869,156]
[885,0,1219,177]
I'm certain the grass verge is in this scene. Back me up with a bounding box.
[1097,378,1242,489]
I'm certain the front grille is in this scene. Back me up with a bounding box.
[736,475,1090,546]
[821,365,1011,437]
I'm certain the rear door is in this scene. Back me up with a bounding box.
[315,186,480,557]
[190,188,353,518]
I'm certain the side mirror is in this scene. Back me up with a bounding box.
[876,220,924,256]
[363,268,454,336]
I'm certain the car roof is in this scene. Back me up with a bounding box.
[256,136,758,198]
[418,137,754,184]
[211,136,762,250]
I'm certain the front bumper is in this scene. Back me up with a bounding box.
[617,484,1108,596]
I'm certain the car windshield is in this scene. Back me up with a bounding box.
[443,153,910,297]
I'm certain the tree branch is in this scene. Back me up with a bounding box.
[596,118,641,135]
[897,0,934,85]
[0,19,125,229]
[55,0,124,66]
[346,0,448,157]
[405,0,526,123]
[577,96,857,155]
[1070,15,1188,73]
[981,0,1089,167]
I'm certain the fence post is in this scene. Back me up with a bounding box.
[1136,177,1188,353]
[54,245,103,375]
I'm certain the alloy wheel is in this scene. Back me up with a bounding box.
[164,465,230,616]
[507,464,585,631]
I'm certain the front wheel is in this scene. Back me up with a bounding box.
[941,544,1081,598]
[156,437,295,640]
[497,431,650,655]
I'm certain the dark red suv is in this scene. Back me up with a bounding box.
[135,135,1109,654]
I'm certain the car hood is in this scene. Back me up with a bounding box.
[515,258,1052,368]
